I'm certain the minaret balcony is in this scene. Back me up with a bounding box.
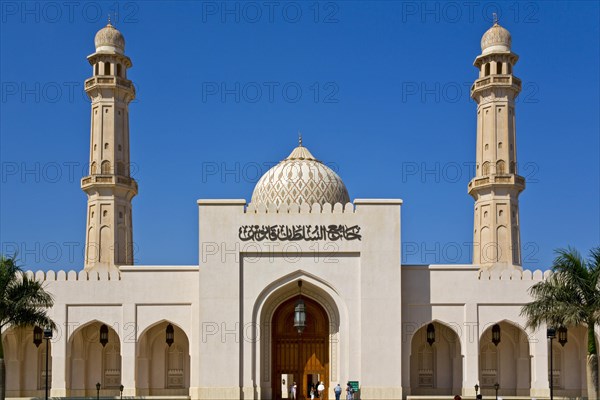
[85,76,134,91]
[81,174,138,193]
[468,174,525,194]
[471,75,521,96]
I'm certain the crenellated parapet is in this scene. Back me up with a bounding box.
[478,268,551,281]
[23,269,121,281]
[246,201,356,214]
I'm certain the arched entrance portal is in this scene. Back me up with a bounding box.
[272,296,329,400]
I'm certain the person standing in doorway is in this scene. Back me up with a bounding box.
[318,381,325,398]
[290,382,297,400]
[334,383,342,400]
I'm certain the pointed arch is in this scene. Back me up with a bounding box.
[1,326,52,397]
[101,160,111,174]
[479,321,531,396]
[136,320,190,396]
[496,160,506,175]
[482,161,490,176]
[409,321,463,395]
[67,320,122,397]
[252,271,347,400]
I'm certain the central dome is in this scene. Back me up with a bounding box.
[250,142,350,208]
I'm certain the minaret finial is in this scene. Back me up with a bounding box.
[492,12,498,25]
[107,14,111,25]
[298,131,303,147]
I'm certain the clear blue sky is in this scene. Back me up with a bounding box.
[1,1,598,271]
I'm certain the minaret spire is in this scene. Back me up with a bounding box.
[468,23,524,270]
[81,24,136,271]
[298,131,303,147]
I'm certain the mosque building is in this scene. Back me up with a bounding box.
[3,20,597,400]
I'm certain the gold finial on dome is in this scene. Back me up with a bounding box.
[492,12,498,25]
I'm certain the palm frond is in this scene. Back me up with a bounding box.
[0,254,55,330]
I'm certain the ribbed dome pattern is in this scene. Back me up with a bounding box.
[250,143,350,208]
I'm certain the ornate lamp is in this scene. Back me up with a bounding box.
[426,323,435,346]
[558,326,568,346]
[99,324,109,347]
[43,327,53,400]
[293,280,306,334]
[491,324,501,346]
[166,324,175,347]
[33,326,43,348]
[548,327,557,400]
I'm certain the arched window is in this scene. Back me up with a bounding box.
[417,344,434,388]
[103,62,110,75]
[103,343,121,388]
[37,342,52,390]
[496,61,502,74]
[167,344,185,388]
[90,162,97,174]
[101,160,111,174]
[116,64,122,77]
[496,160,506,175]
[484,63,490,76]
[480,343,498,387]
[482,161,490,176]
[95,63,99,76]
[550,341,563,389]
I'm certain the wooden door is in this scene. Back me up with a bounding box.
[272,296,329,400]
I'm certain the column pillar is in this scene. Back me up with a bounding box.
[530,327,550,397]
[121,303,137,396]
[50,304,68,397]
[462,303,480,396]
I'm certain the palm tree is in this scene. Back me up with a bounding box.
[521,247,600,400]
[0,255,55,400]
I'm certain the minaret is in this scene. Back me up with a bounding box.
[468,19,525,270]
[81,21,137,271]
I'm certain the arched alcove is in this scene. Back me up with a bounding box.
[67,321,122,397]
[409,321,462,395]
[253,273,345,400]
[1,326,52,397]
[479,321,530,396]
[136,320,190,396]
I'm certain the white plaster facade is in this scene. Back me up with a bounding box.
[3,21,599,400]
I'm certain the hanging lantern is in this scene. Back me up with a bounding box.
[44,326,53,340]
[294,298,306,334]
[99,324,109,347]
[33,326,43,348]
[293,280,306,334]
[426,323,436,346]
[558,326,568,347]
[491,324,501,346]
[166,323,175,347]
